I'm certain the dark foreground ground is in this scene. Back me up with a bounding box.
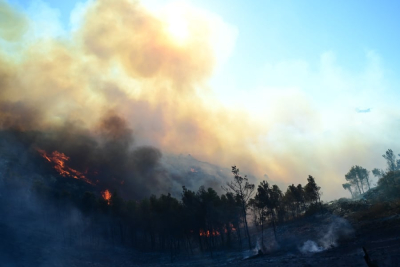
[3,210,399,267]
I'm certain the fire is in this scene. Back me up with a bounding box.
[197,224,236,237]
[37,149,94,185]
[190,168,197,173]
[224,227,237,233]
[223,224,236,233]
[199,229,220,237]
[102,189,112,205]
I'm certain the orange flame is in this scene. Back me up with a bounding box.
[230,223,236,232]
[223,224,236,234]
[102,189,112,205]
[37,149,94,185]
[199,229,220,237]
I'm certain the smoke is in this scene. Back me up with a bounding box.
[0,137,116,266]
[299,216,354,254]
[299,240,324,253]
[2,0,397,201]
[0,0,247,197]
[0,0,263,184]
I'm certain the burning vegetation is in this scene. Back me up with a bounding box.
[102,189,112,205]
[37,149,94,185]
[1,129,400,266]
[1,0,400,265]
[199,229,220,237]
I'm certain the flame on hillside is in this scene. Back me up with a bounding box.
[199,229,220,237]
[102,189,112,205]
[198,224,236,237]
[37,149,94,185]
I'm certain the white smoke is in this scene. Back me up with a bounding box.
[299,216,354,254]
[300,240,324,253]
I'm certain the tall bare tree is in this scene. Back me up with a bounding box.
[223,166,255,250]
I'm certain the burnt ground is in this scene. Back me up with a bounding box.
[3,210,399,267]
[232,215,400,267]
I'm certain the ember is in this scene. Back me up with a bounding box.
[37,149,94,185]
[102,189,112,205]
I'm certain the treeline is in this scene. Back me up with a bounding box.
[2,152,323,258]
[35,166,321,256]
[342,149,400,199]
[250,175,321,249]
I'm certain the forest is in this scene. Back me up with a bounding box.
[21,165,322,256]
[1,129,400,265]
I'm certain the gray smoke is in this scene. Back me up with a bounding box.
[299,216,354,253]
[0,112,229,200]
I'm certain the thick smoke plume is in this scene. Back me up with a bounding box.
[0,0,264,198]
[2,0,392,200]
[0,0,241,198]
[0,114,229,199]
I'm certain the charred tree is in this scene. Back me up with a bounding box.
[223,166,255,250]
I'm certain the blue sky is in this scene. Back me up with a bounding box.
[2,0,400,199]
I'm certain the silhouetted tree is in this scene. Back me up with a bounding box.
[110,190,124,216]
[358,167,371,191]
[345,167,363,194]
[296,184,306,211]
[81,191,97,214]
[372,168,384,179]
[377,170,400,198]
[223,166,254,250]
[220,192,242,247]
[197,186,222,256]
[181,186,203,251]
[268,184,282,242]
[304,175,321,204]
[283,186,297,218]
[345,166,371,193]
[342,183,354,198]
[252,181,270,248]
[383,149,398,172]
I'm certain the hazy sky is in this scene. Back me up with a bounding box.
[2,0,400,200]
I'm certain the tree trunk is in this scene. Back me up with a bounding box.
[242,202,252,250]
[235,222,242,248]
[348,187,353,198]
[366,179,371,190]
[354,180,362,195]
[226,227,231,248]
[272,211,278,243]
[198,233,203,251]
[187,234,193,254]
[260,215,264,249]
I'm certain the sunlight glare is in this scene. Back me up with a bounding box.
[163,3,190,45]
